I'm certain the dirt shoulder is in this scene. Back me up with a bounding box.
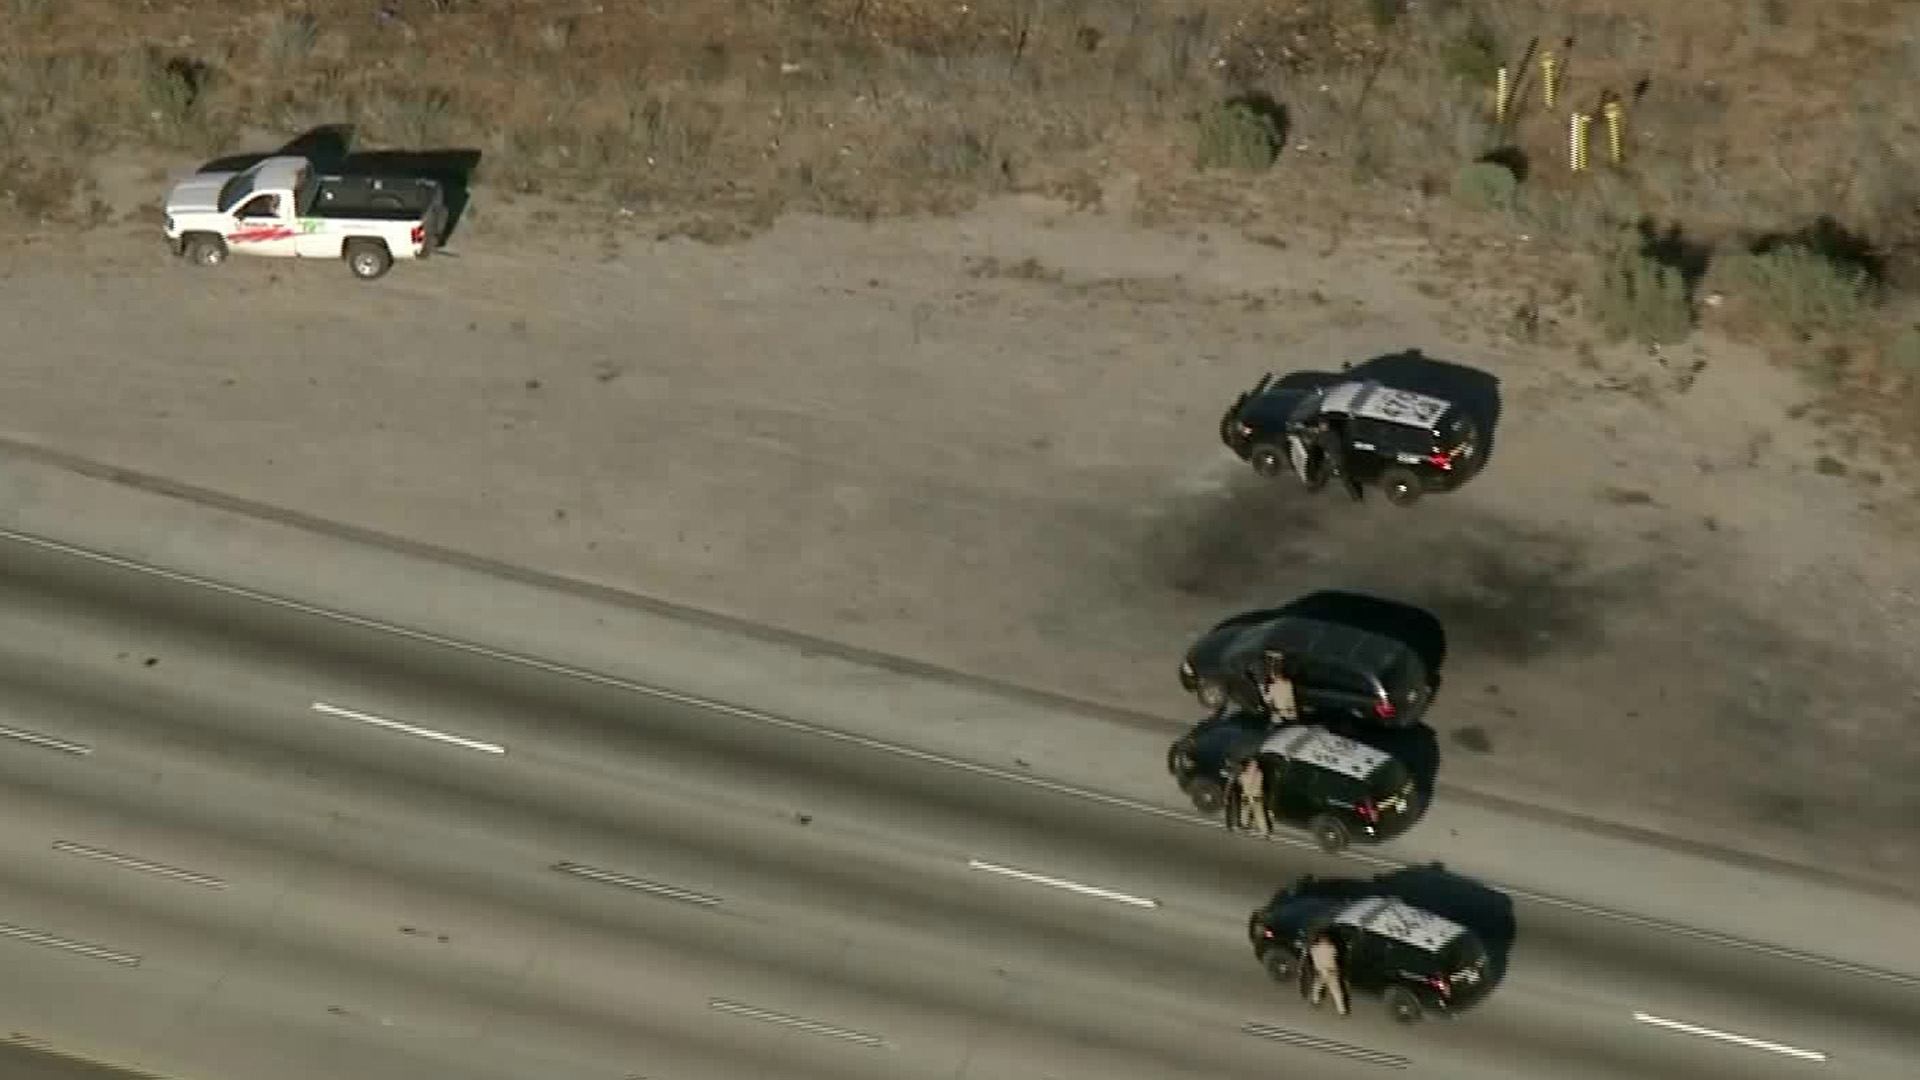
[3,177,1917,891]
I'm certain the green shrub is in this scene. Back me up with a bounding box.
[1442,15,1503,84]
[1588,244,1694,345]
[1719,245,1881,337]
[1195,101,1280,172]
[1451,161,1517,211]
[1367,0,1410,30]
[139,56,202,130]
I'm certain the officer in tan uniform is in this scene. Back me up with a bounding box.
[1262,650,1299,722]
[1232,757,1271,835]
[1305,931,1350,1016]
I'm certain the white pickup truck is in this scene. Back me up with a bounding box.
[162,155,450,281]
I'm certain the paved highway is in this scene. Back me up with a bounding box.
[0,542,1912,1079]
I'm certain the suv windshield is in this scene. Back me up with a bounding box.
[1286,388,1327,425]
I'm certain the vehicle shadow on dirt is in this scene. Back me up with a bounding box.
[200,125,483,244]
[1346,348,1504,477]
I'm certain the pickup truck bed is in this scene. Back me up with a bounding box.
[310,175,442,220]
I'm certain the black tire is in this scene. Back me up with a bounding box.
[345,239,393,280]
[1166,737,1198,778]
[1385,986,1423,1024]
[1248,442,1286,478]
[1381,466,1424,506]
[1261,947,1295,983]
[1194,679,1228,712]
[1184,777,1226,816]
[1309,814,1350,854]
[184,234,227,268]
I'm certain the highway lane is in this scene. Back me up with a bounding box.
[0,545,1914,1076]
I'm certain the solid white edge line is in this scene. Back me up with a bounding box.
[6,527,1916,988]
[51,841,229,890]
[310,701,505,755]
[967,858,1159,909]
[1632,1011,1829,1063]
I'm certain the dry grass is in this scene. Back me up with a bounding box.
[2,0,1919,426]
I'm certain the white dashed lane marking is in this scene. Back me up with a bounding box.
[1241,1022,1410,1069]
[311,701,506,755]
[550,861,722,907]
[51,841,228,890]
[967,858,1160,909]
[1632,1011,1829,1063]
[0,724,93,756]
[708,999,888,1048]
[0,921,141,967]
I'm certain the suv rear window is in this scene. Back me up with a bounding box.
[1439,410,1478,451]
[1440,934,1488,976]
[1367,759,1414,801]
[1381,650,1425,697]
[1309,659,1375,696]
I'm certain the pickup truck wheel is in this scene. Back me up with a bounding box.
[345,240,393,281]
[184,235,227,268]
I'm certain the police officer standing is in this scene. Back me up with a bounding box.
[1232,757,1271,835]
[1261,650,1299,723]
[1304,931,1351,1016]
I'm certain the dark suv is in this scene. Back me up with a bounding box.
[1248,882,1492,1024]
[1167,717,1422,852]
[1221,374,1480,506]
[1179,611,1433,726]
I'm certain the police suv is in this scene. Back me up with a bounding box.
[1220,374,1481,506]
[1167,719,1422,852]
[1249,885,1492,1024]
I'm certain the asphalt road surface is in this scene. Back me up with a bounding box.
[0,540,1913,1079]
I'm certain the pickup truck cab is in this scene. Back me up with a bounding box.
[163,155,448,281]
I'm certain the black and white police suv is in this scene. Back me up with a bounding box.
[1249,885,1492,1024]
[1167,719,1421,852]
[1219,374,1480,506]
